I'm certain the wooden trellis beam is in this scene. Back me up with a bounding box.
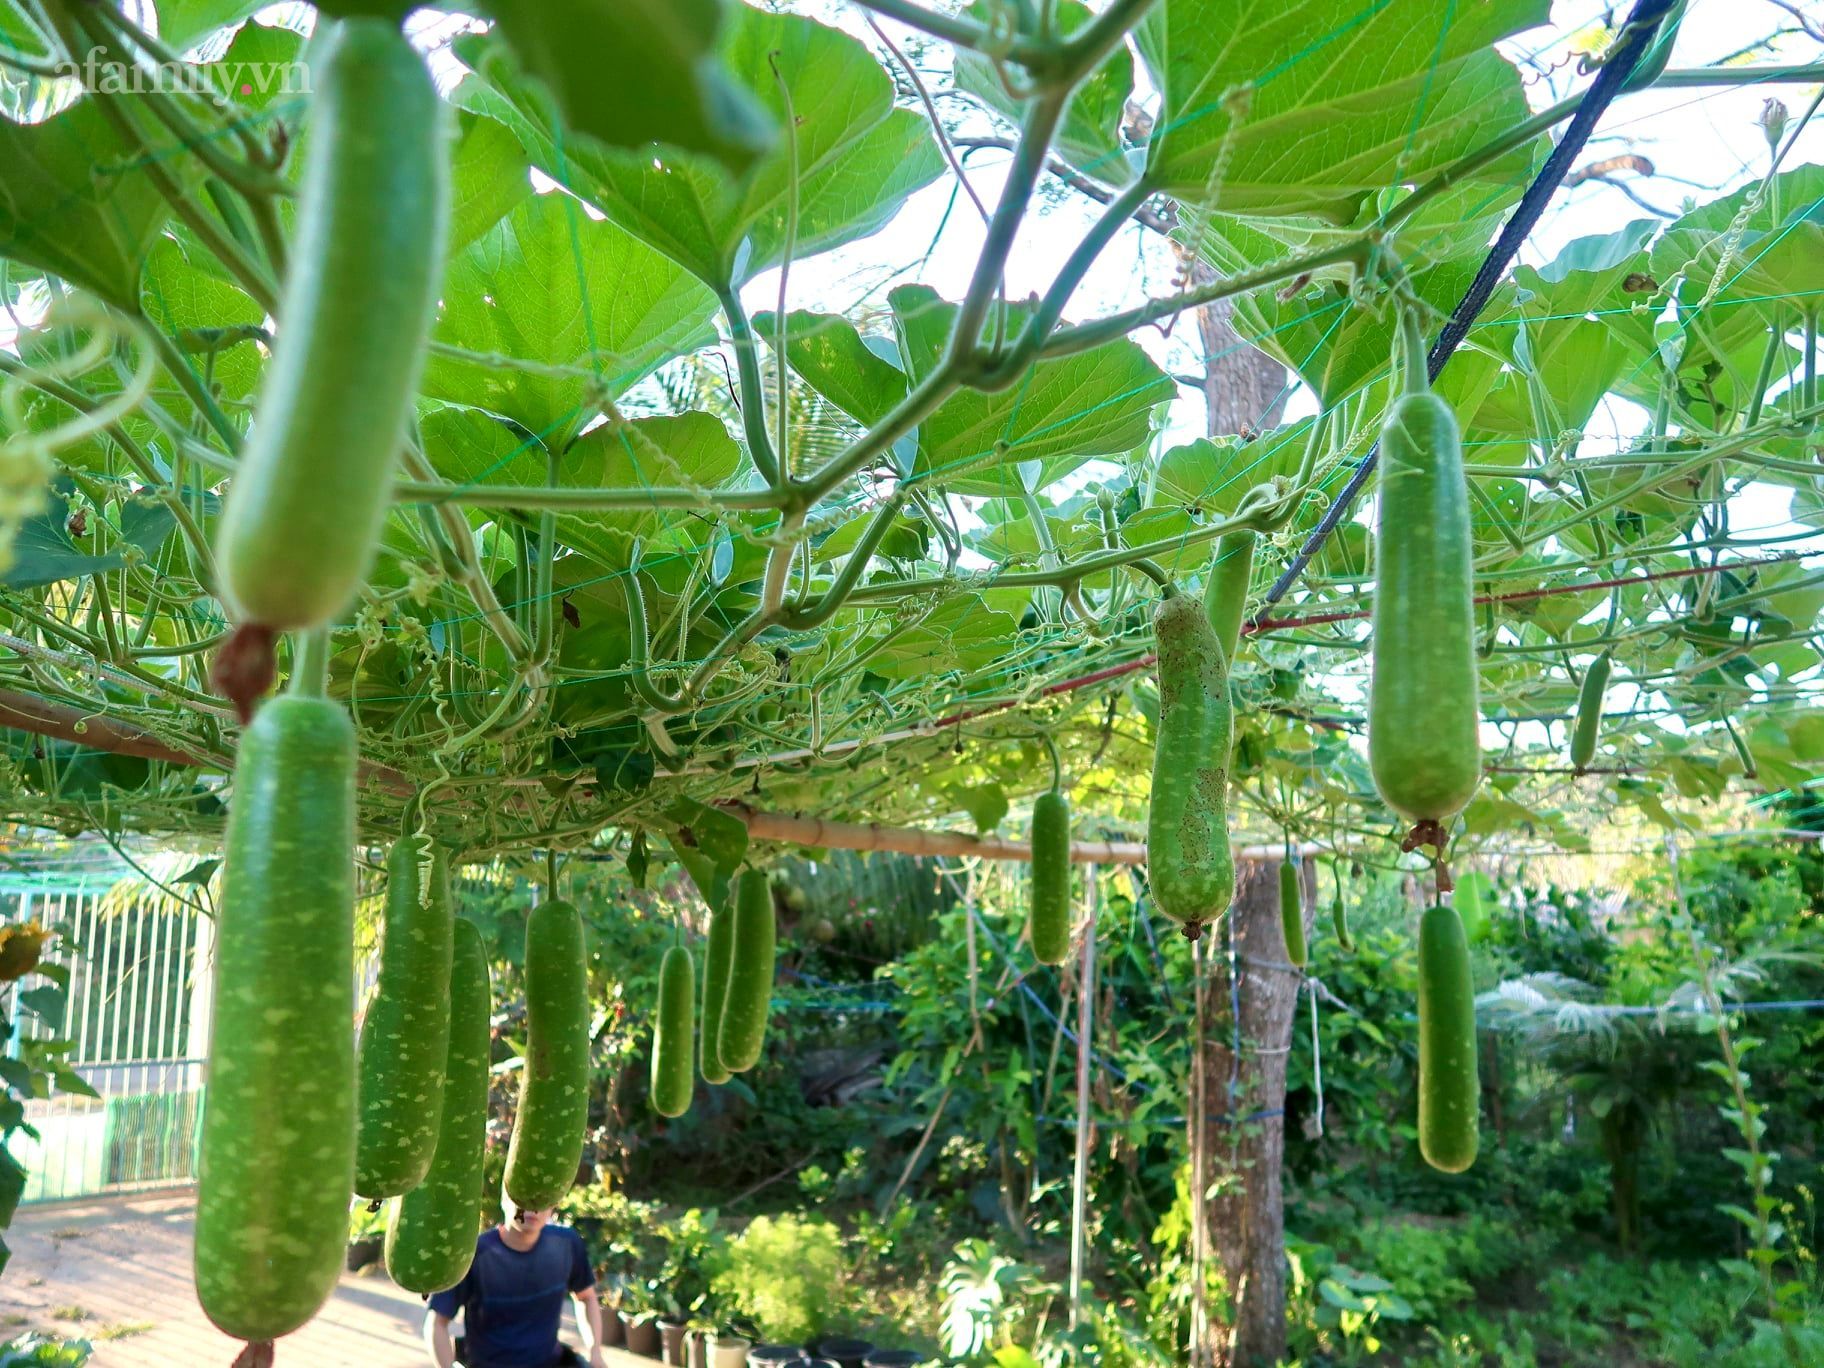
[716,800,1148,865]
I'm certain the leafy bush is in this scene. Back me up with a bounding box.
[0,1337,92,1367]
[711,1214,846,1345]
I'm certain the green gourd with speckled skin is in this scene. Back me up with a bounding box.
[1368,393,1481,823]
[700,899,735,1084]
[1203,529,1256,663]
[719,870,775,1073]
[1028,790,1071,964]
[215,18,446,633]
[1570,651,1611,772]
[503,899,589,1209]
[194,696,356,1345]
[652,946,696,1117]
[386,919,491,1293]
[355,838,453,1199]
[1147,594,1235,931]
[1279,859,1307,969]
[1418,904,1480,1173]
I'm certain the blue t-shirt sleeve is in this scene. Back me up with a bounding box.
[567,1230,595,1294]
[427,1267,470,1320]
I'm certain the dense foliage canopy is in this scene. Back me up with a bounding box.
[0,3,1820,861]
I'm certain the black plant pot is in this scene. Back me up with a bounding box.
[345,1234,383,1272]
[747,1346,805,1367]
[660,1319,690,1366]
[863,1353,924,1368]
[814,1339,874,1368]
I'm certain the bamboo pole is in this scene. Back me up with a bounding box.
[1067,864,1099,1327]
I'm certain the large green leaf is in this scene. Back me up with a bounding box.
[954,0,1135,185]
[423,191,718,444]
[0,99,192,310]
[1,479,181,589]
[156,0,269,54]
[762,286,1172,495]
[1135,0,1545,221]
[448,110,533,254]
[420,407,740,566]
[456,5,943,286]
[139,236,266,401]
[865,593,1019,681]
[1651,164,1824,327]
[1152,417,1318,517]
[478,0,774,175]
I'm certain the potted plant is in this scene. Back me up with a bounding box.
[620,1298,663,1364]
[652,1284,691,1367]
[710,1215,847,1352]
[708,1316,759,1368]
[621,1284,662,1360]
[598,1271,630,1349]
[346,1201,387,1273]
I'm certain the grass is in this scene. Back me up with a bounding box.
[47,1305,86,1322]
[93,1321,154,1341]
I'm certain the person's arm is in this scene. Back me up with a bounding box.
[571,1285,607,1368]
[423,1310,458,1368]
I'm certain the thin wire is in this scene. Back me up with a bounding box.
[1258,0,1683,614]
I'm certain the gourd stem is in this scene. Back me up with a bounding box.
[290,629,331,699]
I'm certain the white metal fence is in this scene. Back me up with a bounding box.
[5,884,213,1203]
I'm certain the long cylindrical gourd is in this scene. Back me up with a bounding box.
[1279,858,1307,969]
[700,897,735,1085]
[1417,904,1480,1174]
[1146,594,1235,933]
[355,837,454,1199]
[194,695,356,1345]
[386,918,491,1294]
[1569,651,1612,772]
[1203,528,1256,663]
[1330,864,1354,954]
[1368,392,1482,823]
[1028,789,1071,965]
[214,18,448,633]
[651,945,695,1118]
[503,899,589,1209]
[718,869,776,1073]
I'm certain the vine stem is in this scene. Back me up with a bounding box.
[289,629,331,699]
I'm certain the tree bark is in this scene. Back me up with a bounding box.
[1182,253,1299,1367]
[1193,856,1314,1368]
[1190,265,1290,437]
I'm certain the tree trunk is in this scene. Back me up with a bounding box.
[1190,264,1290,436]
[1184,250,1300,1368]
[1192,856,1314,1368]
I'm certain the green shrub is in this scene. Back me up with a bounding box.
[712,1214,846,1344]
[0,1336,93,1367]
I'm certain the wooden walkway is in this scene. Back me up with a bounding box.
[5,1189,432,1366]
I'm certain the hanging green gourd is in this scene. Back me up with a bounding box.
[1570,650,1612,772]
[503,893,589,1209]
[700,895,735,1085]
[1029,739,1071,965]
[1417,903,1480,1173]
[194,675,356,1348]
[719,868,776,1073]
[651,944,695,1118]
[386,917,492,1294]
[1203,528,1256,663]
[1369,304,1481,837]
[1147,591,1235,938]
[355,831,454,1201]
[1279,854,1307,970]
[1330,861,1354,955]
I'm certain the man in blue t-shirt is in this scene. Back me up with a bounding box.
[423,1197,608,1368]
